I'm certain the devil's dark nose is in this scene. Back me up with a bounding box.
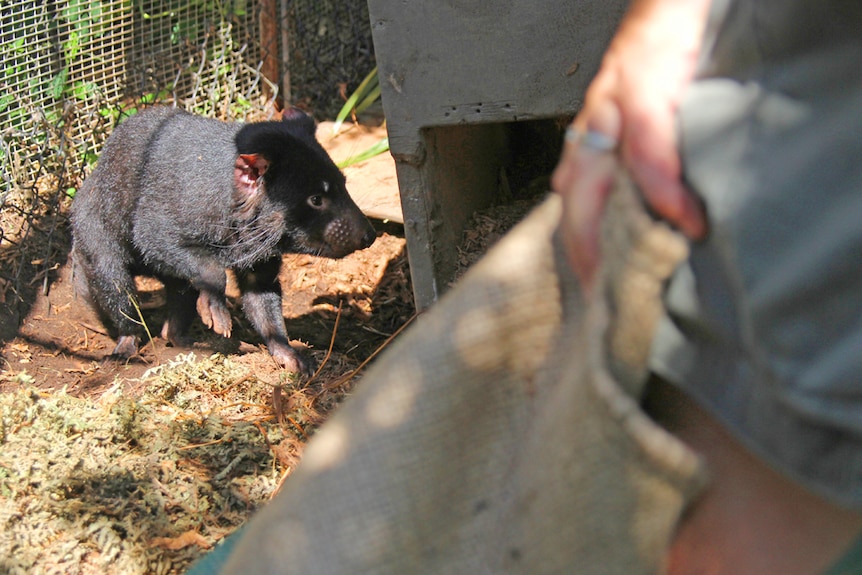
[361,226,377,249]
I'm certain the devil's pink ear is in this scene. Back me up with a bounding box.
[233,153,269,197]
[281,106,317,139]
[281,106,308,121]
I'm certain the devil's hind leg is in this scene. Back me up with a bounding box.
[73,242,146,358]
[159,276,199,348]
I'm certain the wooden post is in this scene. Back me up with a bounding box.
[280,0,291,105]
[259,0,280,105]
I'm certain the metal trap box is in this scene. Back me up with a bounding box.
[368,0,626,310]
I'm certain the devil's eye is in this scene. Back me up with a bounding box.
[308,195,324,208]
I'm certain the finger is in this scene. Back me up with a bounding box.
[623,101,708,240]
[629,155,707,239]
[578,94,623,144]
[557,146,618,289]
[552,98,621,195]
[551,138,579,195]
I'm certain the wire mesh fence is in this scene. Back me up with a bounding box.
[284,0,376,117]
[0,0,374,329]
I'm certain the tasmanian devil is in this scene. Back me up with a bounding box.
[70,106,376,374]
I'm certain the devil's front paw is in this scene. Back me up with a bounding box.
[160,318,195,348]
[196,290,232,338]
[109,335,140,360]
[268,341,314,377]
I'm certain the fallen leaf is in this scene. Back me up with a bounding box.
[150,531,212,550]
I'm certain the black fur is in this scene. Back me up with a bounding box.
[70,106,376,374]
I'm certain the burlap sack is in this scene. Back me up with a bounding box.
[216,177,709,574]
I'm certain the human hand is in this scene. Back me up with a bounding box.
[552,0,711,288]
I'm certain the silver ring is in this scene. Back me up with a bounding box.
[565,126,618,152]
